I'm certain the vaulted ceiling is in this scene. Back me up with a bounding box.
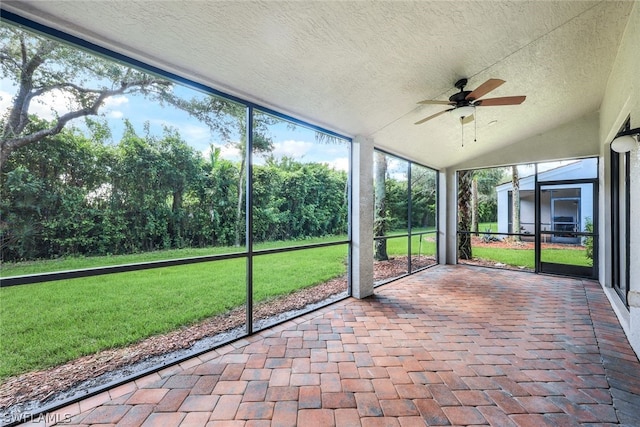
[2,1,634,169]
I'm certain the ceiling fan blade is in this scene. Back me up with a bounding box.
[414,108,453,125]
[461,114,474,125]
[417,100,453,105]
[466,78,505,101]
[475,95,526,106]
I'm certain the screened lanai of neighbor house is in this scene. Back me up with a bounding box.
[0,1,639,425]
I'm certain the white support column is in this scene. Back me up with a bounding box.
[599,150,611,287]
[443,168,458,264]
[437,168,449,264]
[351,135,374,299]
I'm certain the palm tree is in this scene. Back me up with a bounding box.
[458,170,473,259]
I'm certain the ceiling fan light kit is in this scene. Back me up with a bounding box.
[450,105,475,118]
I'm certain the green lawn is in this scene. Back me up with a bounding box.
[0,244,347,379]
[470,246,592,269]
[379,233,438,259]
[0,235,347,278]
[470,247,535,268]
[478,222,499,232]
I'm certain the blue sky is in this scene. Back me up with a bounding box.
[0,77,350,172]
[109,88,351,171]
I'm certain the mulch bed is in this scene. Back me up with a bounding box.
[1,256,417,410]
[469,235,583,250]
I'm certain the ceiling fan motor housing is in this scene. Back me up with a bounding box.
[449,91,473,105]
[450,78,474,106]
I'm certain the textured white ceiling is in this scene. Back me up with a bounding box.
[3,1,633,169]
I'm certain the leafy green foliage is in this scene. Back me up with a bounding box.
[584,217,594,260]
[253,158,348,242]
[0,119,349,262]
[473,167,506,223]
[410,165,437,229]
[373,151,389,261]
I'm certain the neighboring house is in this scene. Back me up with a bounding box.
[496,158,597,243]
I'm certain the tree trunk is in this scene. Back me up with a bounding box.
[234,155,246,247]
[171,189,183,246]
[458,170,473,260]
[373,151,388,261]
[511,165,521,241]
[471,177,479,236]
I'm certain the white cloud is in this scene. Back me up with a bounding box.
[28,88,76,121]
[272,139,314,159]
[108,110,124,119]
[326,157,349,172]
[322,144,350,156]
[103,96,129,108]
[220,143,242,160]
[102,96,129,120]
[200,142,241,164]
[0,89,13,117]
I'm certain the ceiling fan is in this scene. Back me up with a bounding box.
[415,78,526,125]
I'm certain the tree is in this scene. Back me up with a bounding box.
[511,165,521,240]
[410,166,437,229]
[158,100,276,246]
[457,170,473,260]
[470,167,507,228]
[471,177,479,236]
[373,151,389,261]
[0,121,109,260]
[194,145,241,247]
[251,157,348,242]
[0,23,173,168]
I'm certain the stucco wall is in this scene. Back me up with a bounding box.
[453,112,600,171]
[598,2,640,358]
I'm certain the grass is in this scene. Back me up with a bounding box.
[0,235,347,278]
[470,247,535,268]
[0,244,347,379]
[378,234,438,264]
[540,248,592,267]
[470,246,592,269]
[478,222,499,232]
[458,223,592,269]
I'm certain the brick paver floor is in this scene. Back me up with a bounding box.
[21,265,640,426]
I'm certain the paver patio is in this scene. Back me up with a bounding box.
[19,265,640,426]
